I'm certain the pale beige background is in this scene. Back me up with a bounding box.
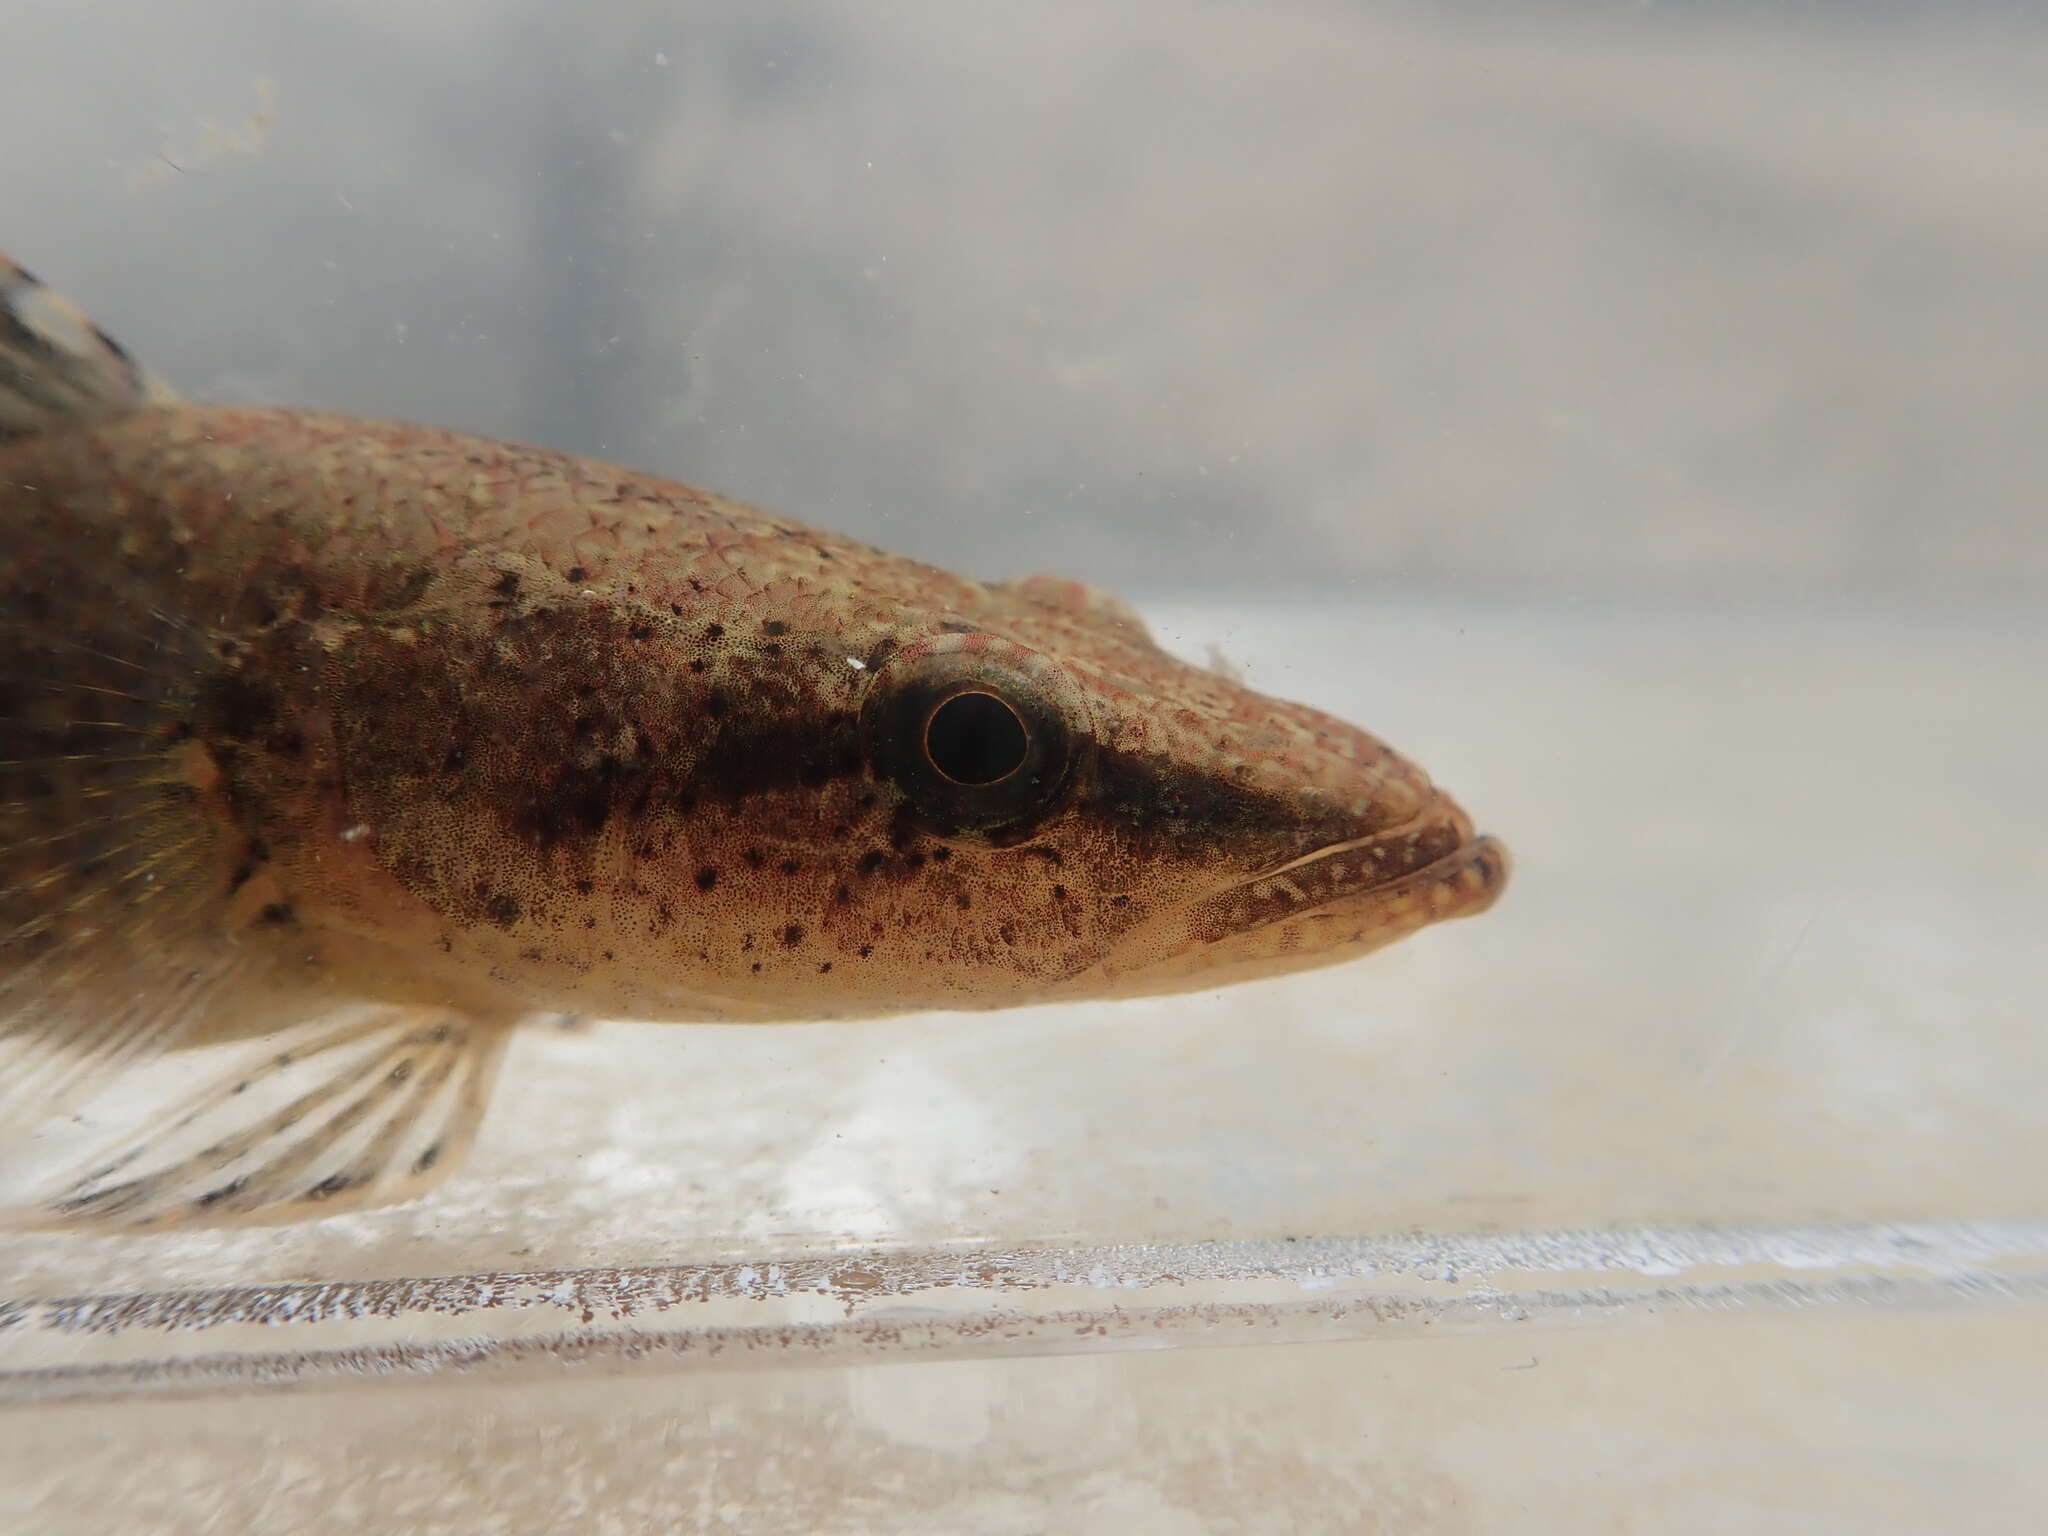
[2,1,2045,1530]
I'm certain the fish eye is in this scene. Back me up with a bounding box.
[863,650,1080,841]
[923,690,1029,785]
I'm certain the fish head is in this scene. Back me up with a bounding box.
[818,575,1510,1008]
[324,540,1506,1023]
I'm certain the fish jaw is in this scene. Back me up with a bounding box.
[300,543,1513,1022]
[1047,795,1510,1002]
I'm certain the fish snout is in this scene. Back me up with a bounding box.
[1188,793,1508,949]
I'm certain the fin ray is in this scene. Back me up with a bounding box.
[0,956,234,1148]
[0,566,228,1144]
[8,1009,515,1229]
[0,255,176,444]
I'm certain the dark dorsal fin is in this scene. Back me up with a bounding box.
[0,254,177,445]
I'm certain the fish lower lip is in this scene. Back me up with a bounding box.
[1073,831,1511,998]
[1189,831,1510,945]
[1376,832,1511,920]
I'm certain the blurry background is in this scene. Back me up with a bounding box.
[5,3,2048,1530]
[5,0,2046,599]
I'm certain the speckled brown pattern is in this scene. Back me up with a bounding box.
[6,405,1504,1022]
[0,284,1504,1223]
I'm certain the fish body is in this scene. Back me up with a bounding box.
[0,256,1507,1227]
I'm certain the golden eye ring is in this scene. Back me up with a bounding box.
[862,648,1081,842]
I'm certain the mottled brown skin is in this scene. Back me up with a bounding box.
[2,405,1506,1047]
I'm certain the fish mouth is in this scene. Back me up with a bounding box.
[1184,826,1510,950]
[1076,807,1510,999]
[1187,831,1507,950]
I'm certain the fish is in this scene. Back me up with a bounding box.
[0,252,1508,1229]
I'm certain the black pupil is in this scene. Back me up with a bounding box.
[924,691,1029,785]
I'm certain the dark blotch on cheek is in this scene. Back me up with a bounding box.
[511,755,633,850]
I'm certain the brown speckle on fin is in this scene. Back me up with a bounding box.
[8,1008,516,1230]
[0,253,178,445]
[0,537,231,1149]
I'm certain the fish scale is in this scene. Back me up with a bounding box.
[0,252,1507,1229]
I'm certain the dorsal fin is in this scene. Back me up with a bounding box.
[0,254,177,445]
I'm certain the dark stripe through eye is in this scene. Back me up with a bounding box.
[864,651,1079,841]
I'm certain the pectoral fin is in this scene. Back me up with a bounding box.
[7,1008,516,1229]
[0,954,243,1151]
